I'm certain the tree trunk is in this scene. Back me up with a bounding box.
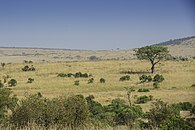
[151,64,155,73]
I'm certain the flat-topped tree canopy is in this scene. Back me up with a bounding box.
[134,46,169,73]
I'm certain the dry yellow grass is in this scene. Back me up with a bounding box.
[0,60,195,111]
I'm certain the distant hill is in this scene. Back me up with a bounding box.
[153,36,195,46]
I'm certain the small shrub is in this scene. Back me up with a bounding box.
[135,95,153,104]
[75,72,89,78]
[8,79,17,87]
[153,74,164,83]
[57,72,67,77]
[139,74,148,83]
[88,78,94,84]
[0,80,3,88]
[67,73,74,77]
[1,63,5,68]
[178,102,193,111]
[153,82,159,88]
[138,88,150,92]
[27,78,34,83]
[74,80,79,86]
[147,75,152,82]
[22,65,36,71]
[100,78,106,83]
[119,75,130,81]
[191,84,195,87]
[89,56,99,61]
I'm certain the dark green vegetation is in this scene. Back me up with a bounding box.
[8,79,17,87]
[27,78,34,83]
[119,75,130,81]
[57,72,90,78]
[22,65,36,71]
[0,88,194,129]
[134,46,169,73]
[139,74,165,89]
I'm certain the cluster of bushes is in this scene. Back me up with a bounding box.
[8,79,17,87]
[0,89,194,129]
[119,75,130,81]
[22,65,36,71]
[27,78,34,83]
[139,75,152,83]
[57,72,91,78]
[135,95,153,104]
[166,55,189,61]
[137,88,150,92]
[139,74,164,88]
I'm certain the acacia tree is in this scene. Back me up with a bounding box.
[134,46,169,73]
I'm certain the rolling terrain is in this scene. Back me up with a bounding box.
[0,36,195,63]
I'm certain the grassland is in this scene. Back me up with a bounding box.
[1,59,195,111]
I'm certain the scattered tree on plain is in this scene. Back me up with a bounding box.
[134,46,169,73]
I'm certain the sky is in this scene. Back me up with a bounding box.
[0,0,194,50]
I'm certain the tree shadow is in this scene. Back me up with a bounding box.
[120,70,151,75]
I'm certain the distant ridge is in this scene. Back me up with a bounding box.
[153,36,195,46]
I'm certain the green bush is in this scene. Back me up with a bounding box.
[147,100,193,129]
[153,74,164,83]
[153,82,159,88]
[120,75,130,81]
[139,75,148,83]
[147,75,152,82]
[22,65,36,71]
[137,88,150,92]
[27,78,34,83]
[74,80,79,86]
[86,95,105,120]
[88,78,94,84]
[57,72,67,77]
[75,72,89,78]
[8,79,17,87]
[178,102,193,111]
[0,88,18,124]
[135,95,153,104]
[11,94,89,129]
[0,80,3,88]
[104,98,143,126]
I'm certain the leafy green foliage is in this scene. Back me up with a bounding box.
[57,72,90,78]
[8,79,17,87]
[104,98,143,126]
[139,75,152,83]
[119,75,130,81]
[0,88,18,124]
[57,72,67,77]
[153,74,164,88]
[11,94,89,129]
[134,46,169,73]
[146,100,194,129]
[178,102,193,111]
[137,88,150,92]
[153,74,164,83]
[27,78,34,83]
[0,80,3,88]
[22,65,36,71]
[135,95,153,104]
[88,78,94,84]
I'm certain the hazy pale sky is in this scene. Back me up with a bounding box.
[0,0,194,50]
